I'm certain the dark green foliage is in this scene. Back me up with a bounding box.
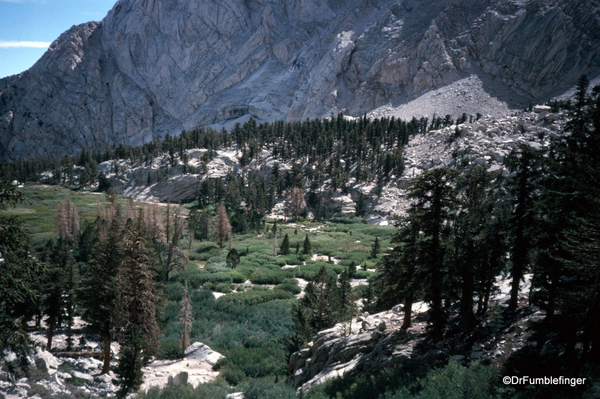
[114,326,144,398]
[226,248,240,268]
[296,267,340,339]
[217,287,294,306]
[0,182,40,378]
[407,167,459,341]
[370,236,380,258]
[249,268,294,285]
[158,336,181,360]
[243,379,297,399]
[164,283,184,302]
[280,233,290,255]
[505,144,541,311]
[274,278,302,295]
[348,261,357,278]
[220,363,246,385]
[140,383,230,399]
[304,361,499,399]
[216,344,287,380]
[229,271,247,284]
[303,234,311,255]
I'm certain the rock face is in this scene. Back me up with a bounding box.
[1,0,599,160]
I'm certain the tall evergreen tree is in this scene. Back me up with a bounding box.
[407,167,459,342]
[303,234,311,255]
[80,216,123,374]
[214,203,232,248]
[505,144,541,311]
[113,215,161,395]
[454,166,494,331]
[280,233,290,255]
[0,182,41,378]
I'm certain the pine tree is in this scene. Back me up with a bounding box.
[407,167,459,342]
[226,248,240,268]
[285,187,306,220]
[303,234,311,255]
[214,203,232,248]
[0,182,41,378]
[454,166,494,331]
[338,270,357,336]
[280,233,290,255]
[114,325,144,398]
[370,237,380,258]
[56,192,80,247]
[80,216,123,374]
[160,204,188,281]
[42,237,74,351]
[376,218,421,329]
[113,215,160,395]
[180,282,192,358]
[505,144,541,311]
[348,261,357,279]
[300,267,340,333]
[356,192,365,217]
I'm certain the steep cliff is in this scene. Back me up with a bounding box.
[1,0,598,160]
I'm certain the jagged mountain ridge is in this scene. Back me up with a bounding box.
[1,0,599,161]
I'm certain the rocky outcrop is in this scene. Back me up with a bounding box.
[286,309,428,394]
[286,275,543,394]
[1,0,598,161]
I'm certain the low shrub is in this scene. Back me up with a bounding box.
[217,287,294,306]
[140,382,230,399]
[229,271,247,284]
[249,269,294,285]
[243,378,297,399]
[158,337,181,360]
[213,282,233,293]
[274,282,301,295]
[354,270,372,279]
[282,255,302,265]
[220,364,246,386]
[165,282,184,302]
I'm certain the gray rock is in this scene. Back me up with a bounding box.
[34,348,59,374]
[184,342,224,366]
[377,321,386,332]
[533,105,552,113]
[50,373,64,386]
[452,355,465,362]
[470,351,484,359]
[173,371,188,387]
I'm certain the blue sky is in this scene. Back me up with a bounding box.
[0,0,117,79]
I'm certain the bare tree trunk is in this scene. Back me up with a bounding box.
[402,294,413,330]
[47,313,56,351]
[101,321,111,374]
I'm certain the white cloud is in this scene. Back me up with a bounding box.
[0,40,51,49]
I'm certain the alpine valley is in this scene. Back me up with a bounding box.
[1,1,600,399]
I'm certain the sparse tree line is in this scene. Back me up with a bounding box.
[0,111,477,220]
